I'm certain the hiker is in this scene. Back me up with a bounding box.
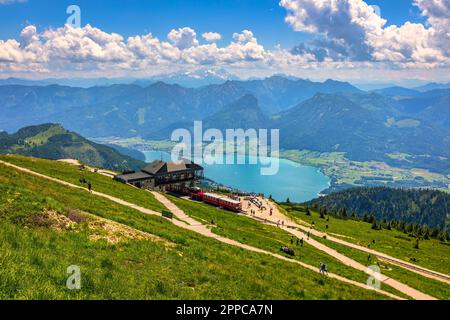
[290,236,294,245]
[270,208,273,216]
[320,263,328,275]
[367,254,372,262]
[300,238,304,247]
[296,238,299,246]
[307,231,310,240]
[88,182,92,193]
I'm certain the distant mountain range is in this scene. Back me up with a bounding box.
[0,76,449,176]
[414,82,450,92]
[0,69,239,89]
[0,76,362,134]
[132,69,240,88]
[0,124,145,171]
[275,91,450,173]
[0,77,136,88]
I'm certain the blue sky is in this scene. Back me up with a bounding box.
[0,0,425,48]
[0,0,448,83]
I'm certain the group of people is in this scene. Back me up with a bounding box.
[247,196,263,209]
[276,220,285,227]
[285,236,328,275]
[79,177,92,193]
[246,197,273,217]
[290,236,304,247]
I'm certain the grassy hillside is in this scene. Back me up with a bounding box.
[0,124,145,172]
[2,155,450,299]
[3,155,450,299]
[0,155,389,300]
[310,235,450,300]
[281,203,450,276]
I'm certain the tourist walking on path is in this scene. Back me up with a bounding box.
[320,262,328,275]
[88,181,92,193]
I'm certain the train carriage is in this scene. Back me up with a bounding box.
[191,191,242,212]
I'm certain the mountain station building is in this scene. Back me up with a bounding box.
[114,159,204,192]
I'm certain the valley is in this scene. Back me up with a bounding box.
[93,137,450,196]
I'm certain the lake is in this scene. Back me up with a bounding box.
[143,151,330,203]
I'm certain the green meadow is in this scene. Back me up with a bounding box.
[1,154,449,300]
[280,203,450,276]
[0,156,387,300]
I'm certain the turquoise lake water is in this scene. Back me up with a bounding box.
[143,151,330,203]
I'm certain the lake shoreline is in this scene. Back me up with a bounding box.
[91,137,336,199]
[143,150,331,203]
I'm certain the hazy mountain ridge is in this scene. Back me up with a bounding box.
[0,76,360,135]
[0,76,448,176]
[276,92,450,174]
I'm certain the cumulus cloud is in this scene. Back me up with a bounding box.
[202,32,222,42]
[414,0,450,54]
[168,27,199,49]
[280,0,450,67]
[0,24,290,75]
[0,1,449,80]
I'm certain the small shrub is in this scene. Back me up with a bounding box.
[66,209,86,223]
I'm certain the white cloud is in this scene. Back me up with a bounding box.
[0,1,449,82]
[168,27,199,49]
[414,0,450,54]
[280,0,450,67]
[202,32,222,42]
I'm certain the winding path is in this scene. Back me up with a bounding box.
[0,159,405,300]
[245,197,450,285]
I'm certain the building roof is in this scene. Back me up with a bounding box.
[115,171,152,182]
[142,160,166,175]
[142,159,203,175]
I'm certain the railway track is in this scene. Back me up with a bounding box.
[376,255,450,284]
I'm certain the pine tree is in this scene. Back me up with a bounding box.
[371,220,379,230]
[319,207,325,219]
[414,237,420,249]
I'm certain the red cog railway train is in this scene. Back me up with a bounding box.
[168,186,242,212]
